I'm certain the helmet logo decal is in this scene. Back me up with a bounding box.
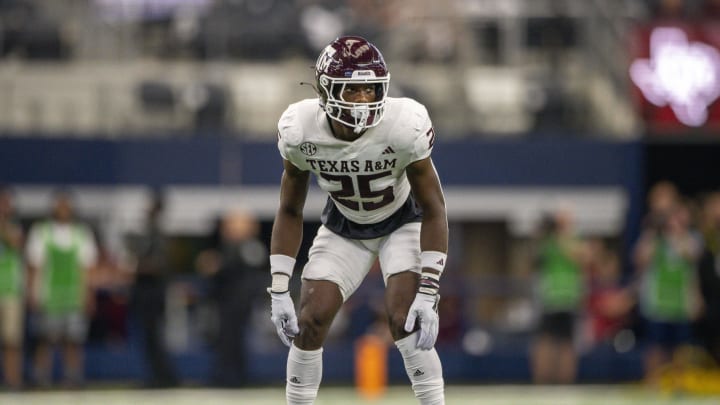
[299,142,317,156]
[315,46,336,73]
[342,39,370,58]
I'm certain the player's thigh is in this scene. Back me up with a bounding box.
[377,222,421,283]
[298,279,344,327]
[296,279,344,349]
[303,225,376,301]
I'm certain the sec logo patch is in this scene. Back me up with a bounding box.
[299,142,317,156]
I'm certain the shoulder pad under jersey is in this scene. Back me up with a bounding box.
[386,98,434,161]
[277,102,305,148]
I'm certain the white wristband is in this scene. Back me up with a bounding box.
[270,254,296,277]
[270,254,296,293]
[420,251,446,274]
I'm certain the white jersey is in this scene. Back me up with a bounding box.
[278,97,435,225]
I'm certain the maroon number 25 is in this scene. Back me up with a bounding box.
[320,171,395,211]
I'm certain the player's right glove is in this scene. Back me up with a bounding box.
[268,254,299,347]
[268,289,299,347]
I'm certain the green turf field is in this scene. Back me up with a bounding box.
[0,385,718,405]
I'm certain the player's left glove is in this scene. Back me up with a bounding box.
[405,253,445,351]
[404,291,440,350]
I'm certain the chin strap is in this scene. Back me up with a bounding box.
[351,105,370,133]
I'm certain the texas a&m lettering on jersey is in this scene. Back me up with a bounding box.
[305,158,396,173]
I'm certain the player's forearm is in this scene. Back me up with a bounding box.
[269,212,303,293]
[270,211,304,258]
[417,212,447,300]
[272,162,309,259]
[420,208,448,254]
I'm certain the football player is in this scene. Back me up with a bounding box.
[269,35,448,404]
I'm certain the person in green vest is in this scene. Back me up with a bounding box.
[0,186,25,390]
[531,207,588,384]
[127,191,179,388]
[633,198,702,386]
[26,190,98,387]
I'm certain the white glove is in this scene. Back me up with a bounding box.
[268,289,299,347]
[404,292,440,350]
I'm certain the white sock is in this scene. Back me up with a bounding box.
[286,344,323,404]
[395,332,445,405]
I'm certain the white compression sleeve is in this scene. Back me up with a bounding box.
[286,344,323,405]
[395,332,445,405]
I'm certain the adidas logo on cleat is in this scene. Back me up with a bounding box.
[436,258,444,265]
[290,376,301,384]
[413,369,425,377]
[381,146,395,155]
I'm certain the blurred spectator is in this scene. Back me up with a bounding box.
[648,0,690,19]
[86,242,131,347]
[584,238,635,348]
[196,209,268,387]
[699,0,720,18]
[298,1,344,54]
[0,186,25,390]
[186,82,230,132]
[345,0,392,45]
[436,292,464,346]
[697,192,720,364]
[25,190,98,387]
[0,1,69,60]
[197,0,308,60]
[126,191,179,388]
[645,181,681,229]
[530,207,588,384]
[383,0,465,62]
[633,198,702,385]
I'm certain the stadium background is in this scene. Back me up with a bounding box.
[1,0,720,401]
